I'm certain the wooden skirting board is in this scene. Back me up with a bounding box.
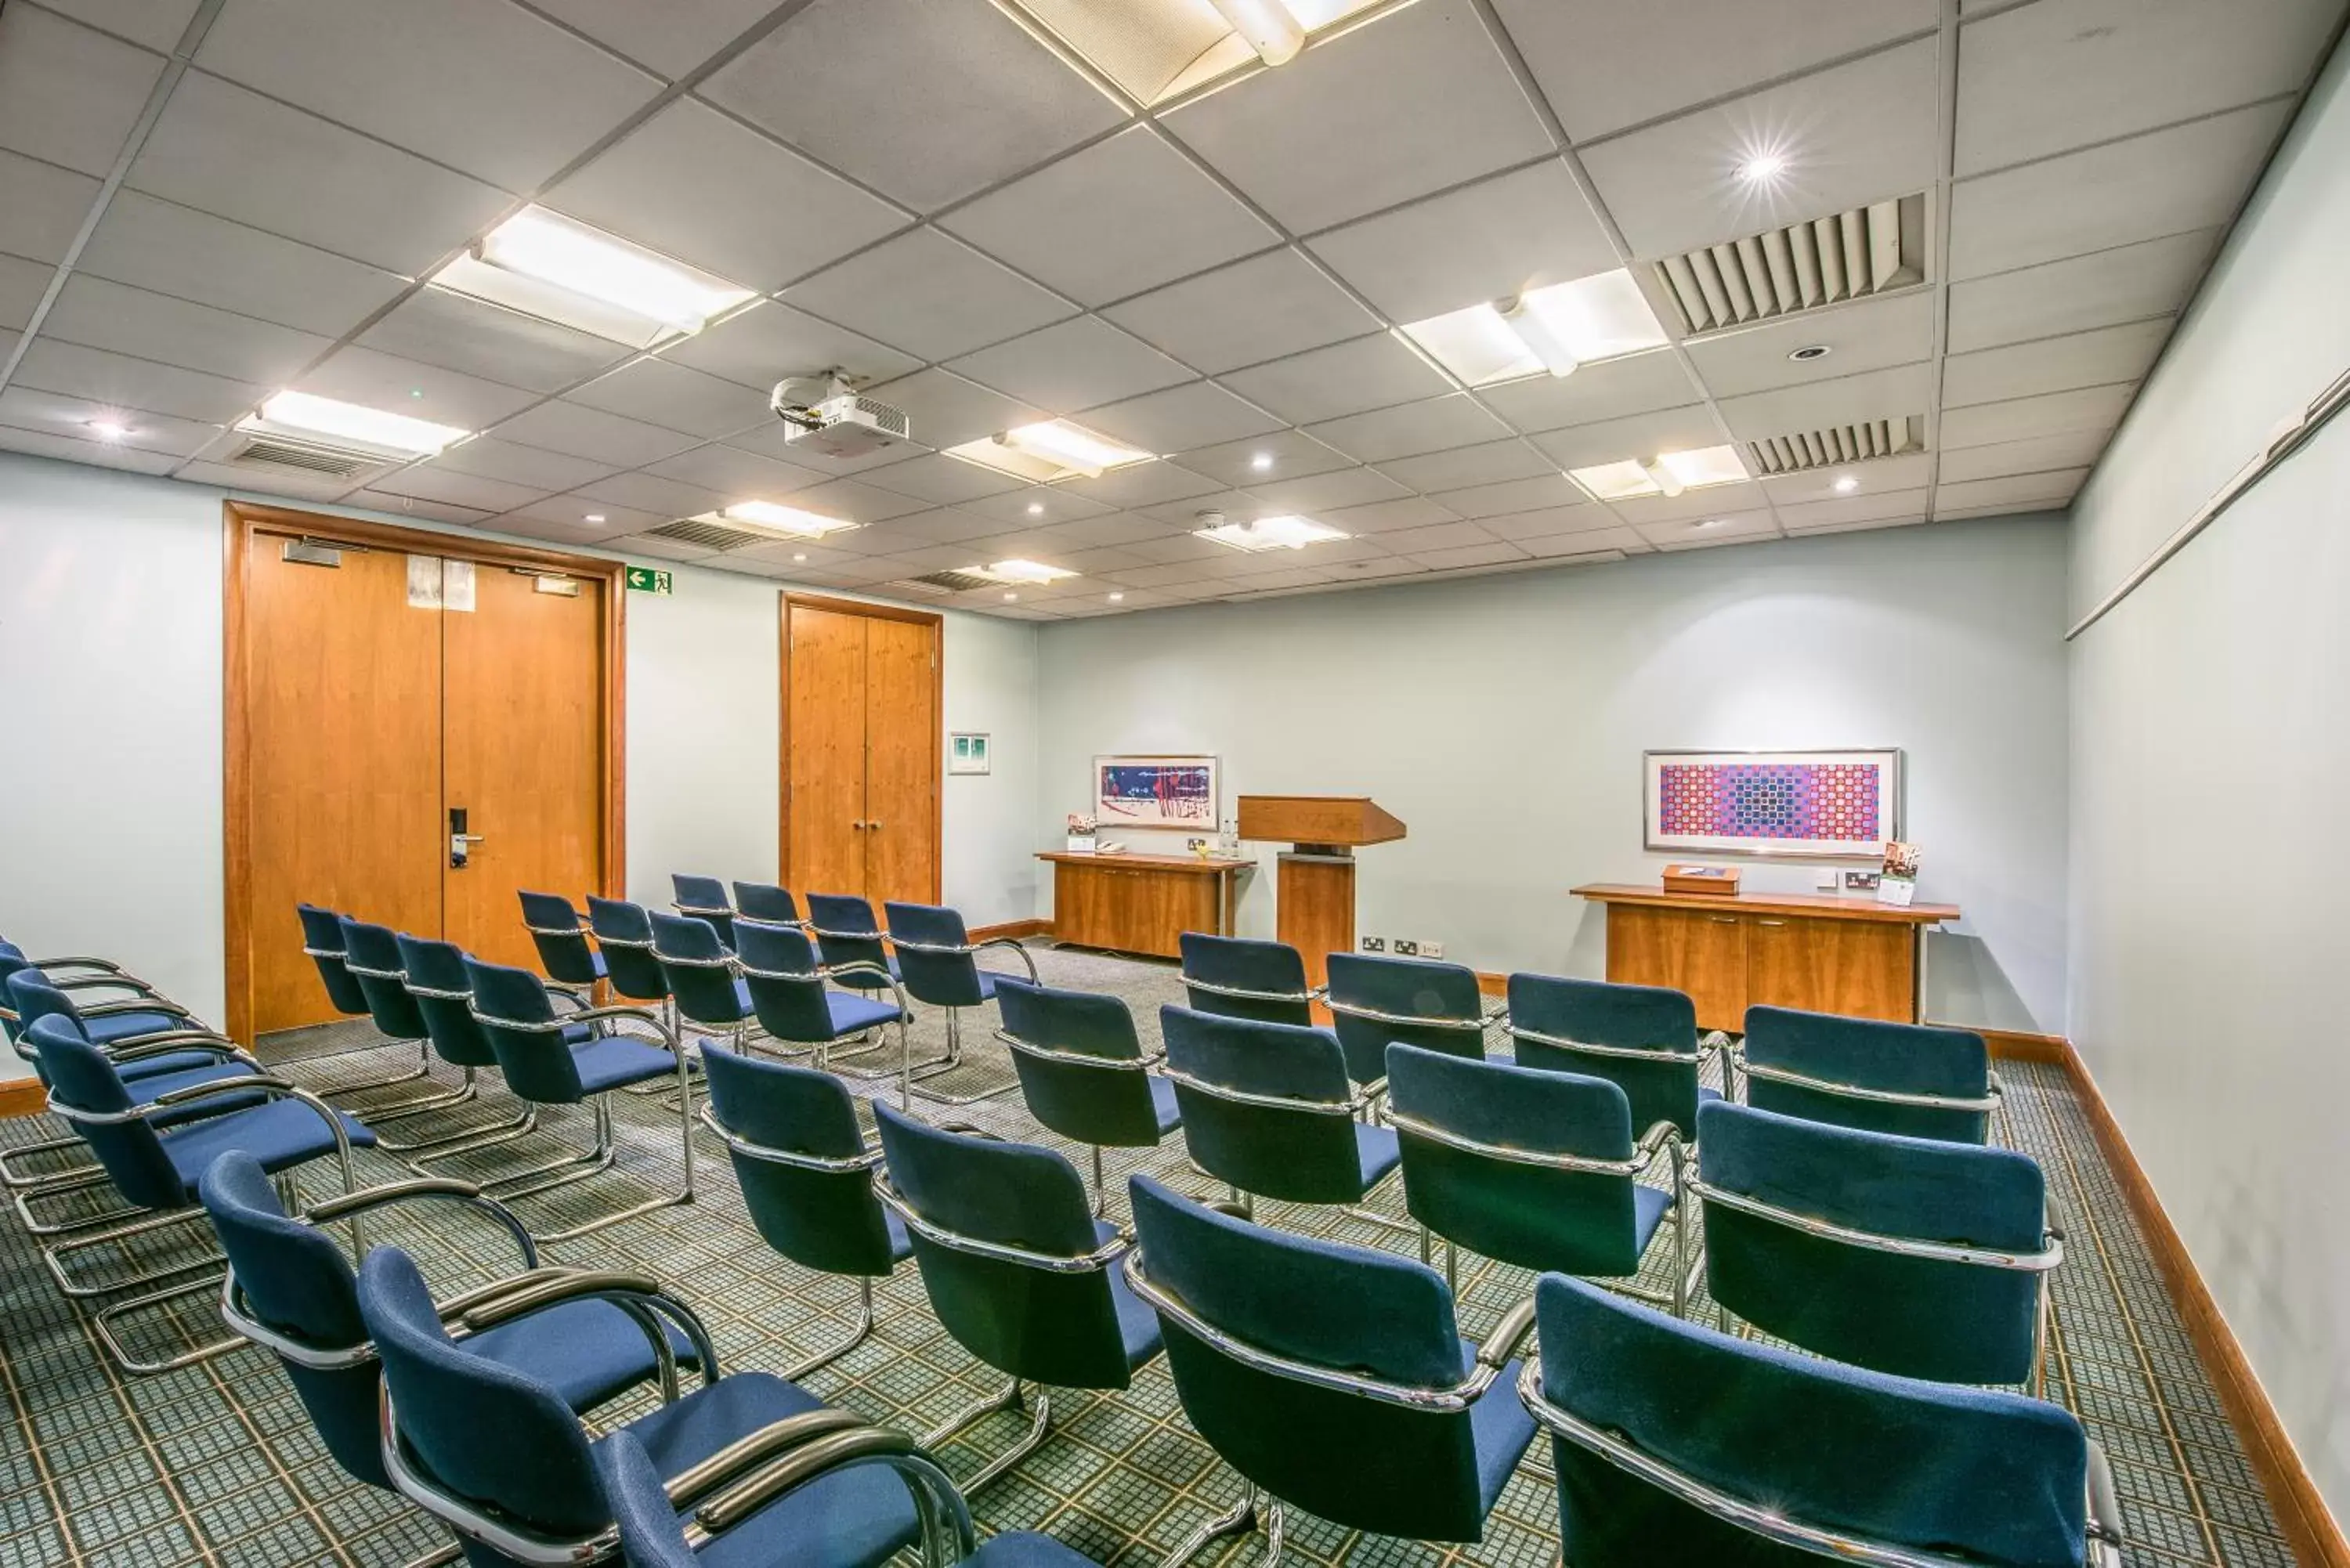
[2063,1041,2350,1567]
[970,918,1054,944]
[0,1078,46,1119]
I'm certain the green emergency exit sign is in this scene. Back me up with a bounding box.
[625,565,672,595]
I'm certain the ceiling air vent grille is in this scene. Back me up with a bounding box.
[225,433,384,480]
[1747,416,1926,475]
[643,518,761,551]
[904,570,996,593]
[1658,194,1926,334]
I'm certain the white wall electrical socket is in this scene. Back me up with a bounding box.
[1816,869,1839,891]
[1419,939,1444,959]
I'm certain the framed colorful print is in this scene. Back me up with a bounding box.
[948,732,991,775]
[1643,749,1901,860]
[1094,754,1218,829]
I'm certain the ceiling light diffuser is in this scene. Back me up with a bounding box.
[1402,269,1670,387]
[1637,457,1685,498]
[1832,474,1860,493]
[435,207,752,349]
[948,421,1154,482]
[1206,0,1304,64]
[1568,445,1748,501]
[85,420,131,441]
[1195,513,1347,552]
[707,500,859,537]
[244,391,469,457]
[967,559,1076,585]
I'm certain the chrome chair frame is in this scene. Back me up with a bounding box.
[391,974,545,1163]
[301,938,459,1111]
[1159,1063,1412,1240]
[1689,1172,2066,1395]
[995,1026,1169,1216]
[1177,974,1325,1013]
[696,1106,893,1378]
[454,1000,697,1245]
[873,1175,1133,1494]
[1323,993,1506,1108]
[338,948,522,1147]
[1729,1046,2005,1125]
[580,921,695,1097]
[1507,1022,1733,1091]
[877,930,1040,1108]
[647,936,794,1062]
[43,1075,360,1373]
[1514,1359,2124,1566]
[1123,1246,1537,1568]
[732,954,923,1104]
[1388,1107,1700,1314]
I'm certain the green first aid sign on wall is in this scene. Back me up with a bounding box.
[625,566,672,595]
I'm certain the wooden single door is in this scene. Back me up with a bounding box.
[786,602,872,899]
[862,613,938,906]
[246,542,443,1033]
[1606,905,1748,1033]
[442,566,607,973]
[1745,915,1914,1022]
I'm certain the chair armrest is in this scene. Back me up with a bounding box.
[548,985,593,1015]
[106,1033,249,1065]
[29,954,134,977]
[459,1268,660,1328]
[976,937,1040,981]
[437,1266,580,1321]
[929,1118,1005,1140]
[664,1409,871,1507]
[454,1269,722,1396]
[553,1003,678,1048]
[306,1179,540,1271]
[2084,1440,2124,1566]
[694,1426,935,1534]
[46,974,163,999]
[1479,1002,1509,1026]
[76,995,197,1021]
[1475,1298,1538,1371]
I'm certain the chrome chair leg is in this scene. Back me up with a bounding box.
[784,1276,880,1380]
[1163,1484,1285,1568]
[366,1068,501,1153]
[91,1270,248,1375]
[523,1046,697,1245]
[320,1042,466,1120]
[922,1375,1053,1494]
[906,1008,1021,1108]
[0,1132,98,1192]
[42,1208,222,1299]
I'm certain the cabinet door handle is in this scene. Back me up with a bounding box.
[1708,916,1738,924]
[1757,919,1788,927]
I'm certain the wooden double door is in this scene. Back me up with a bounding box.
[782,596,940,908]
[227,507,619,1039]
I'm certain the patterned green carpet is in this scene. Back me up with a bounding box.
[0,943,2295,1566]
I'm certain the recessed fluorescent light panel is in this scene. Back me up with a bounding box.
[241,391,469,457]
[964,559,1076,585]
[1401,269,1670,387]
[434,207,753,349]
[700,500,859,538]
[1006,0,1385,104]
[945,421,1153,482]
[1569,445,1748,500]
[1196,513,1347,552]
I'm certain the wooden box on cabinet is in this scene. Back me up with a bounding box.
[1573,883,1958,1031]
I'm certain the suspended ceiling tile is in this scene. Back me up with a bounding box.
[39,0,204,53]
[1317,496,1462,534]
[522,0,783,81]
[575,468,729,518]
[1052,459,1230,508]
[126,72,510,275]
[368,464,548,514]
[645,443,828,503]
[1936,383,2137,450]
[1161,0,1552,235]
[1946,230,2215,353]
[660,301,920,391]
[1177,427,1352,489]
[356,289,631,395]
[566,356,772,438]
[1307,160,1618,325]
[1936,429,2112,483]
[297,345,538,431]
[493,399,704,467]
[1940,319,2171,408]
[1932,468,2088,511]
[940,126,1278,307]
[956,484,1116,526]
[946,316,1194,416]
[1529,403,1728,469]
[0,254,56,334]
[861,452,1033,506]
[0,385,222,457]
[1104,249,1380,377]
[12,338,267,424]
[41,273,331,385]
[857,367,1044,451]
[783,228,1075,363]
[1683,290,1935,400]
[548,99,908,293]
[0,421,183,474]
[1079,381,1285,455]
[1773,486,1931,527]
[77,193,410,338]
[1947,99,2293,280]
[1376,437,1557,494]
[1220,332,1453,425]
[1245,464,1408,514]
[1759,452,1934,504]
[0,5,165,179]
[1476,349,1700,434]
[0,149,104,266]
[1580,39,1939,261]
[1640,508,1779,551]
[701,0,1124,214]
[430,435,616,493]
[1955,0,2339,175]
[1712,361,1937,443]
[1477,504,1614,540]
[1307,394,1515,464]
[499,496,664,536]
[1437,473,1592,519]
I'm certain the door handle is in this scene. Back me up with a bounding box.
[450,809,483,869]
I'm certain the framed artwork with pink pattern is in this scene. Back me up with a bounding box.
[1643,749,1901,860]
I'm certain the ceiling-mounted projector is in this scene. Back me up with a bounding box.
[770,373,910,459]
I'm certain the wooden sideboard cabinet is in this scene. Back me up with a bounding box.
[1571,884,1959,1031]
[1038,852,1250,960]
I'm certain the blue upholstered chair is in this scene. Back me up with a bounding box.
[1694,1101,2063,1389]
[804,892,902,992]
[462,957,696,1242]
[585,895,673,1011]
[336,918,481,1142]
[733,919,911,1092]
[700,1049,909,1376]
[1159,1004,1398,1215]
[1178,933,1316,1026]
[298,902,449,1109]
[0,938,186,1033]
[393,933,539,1163]
[6,956,226,1061]
[1506,974,1723,1141]
[1739,1006,2001,1144]
[1123,1174,1540,1565]
[199,1150,695,1497]
[517,890,607,991]
[358,1244,922,1568]
[30,1015,374,1371]
[735,880,808,927]
[994,975,1180,1216]
[649,909,760,1057]
[1519,1273,2124,1566]
[882,901,1039,1107]
[605,1420,1104,1568]
[870,1099,1163,1494]
[1323,952,1499,1089]
[671,873,738,949]
[1387,1043,1696,1312]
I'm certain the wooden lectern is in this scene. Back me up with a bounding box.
[1235,795,1407,992]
